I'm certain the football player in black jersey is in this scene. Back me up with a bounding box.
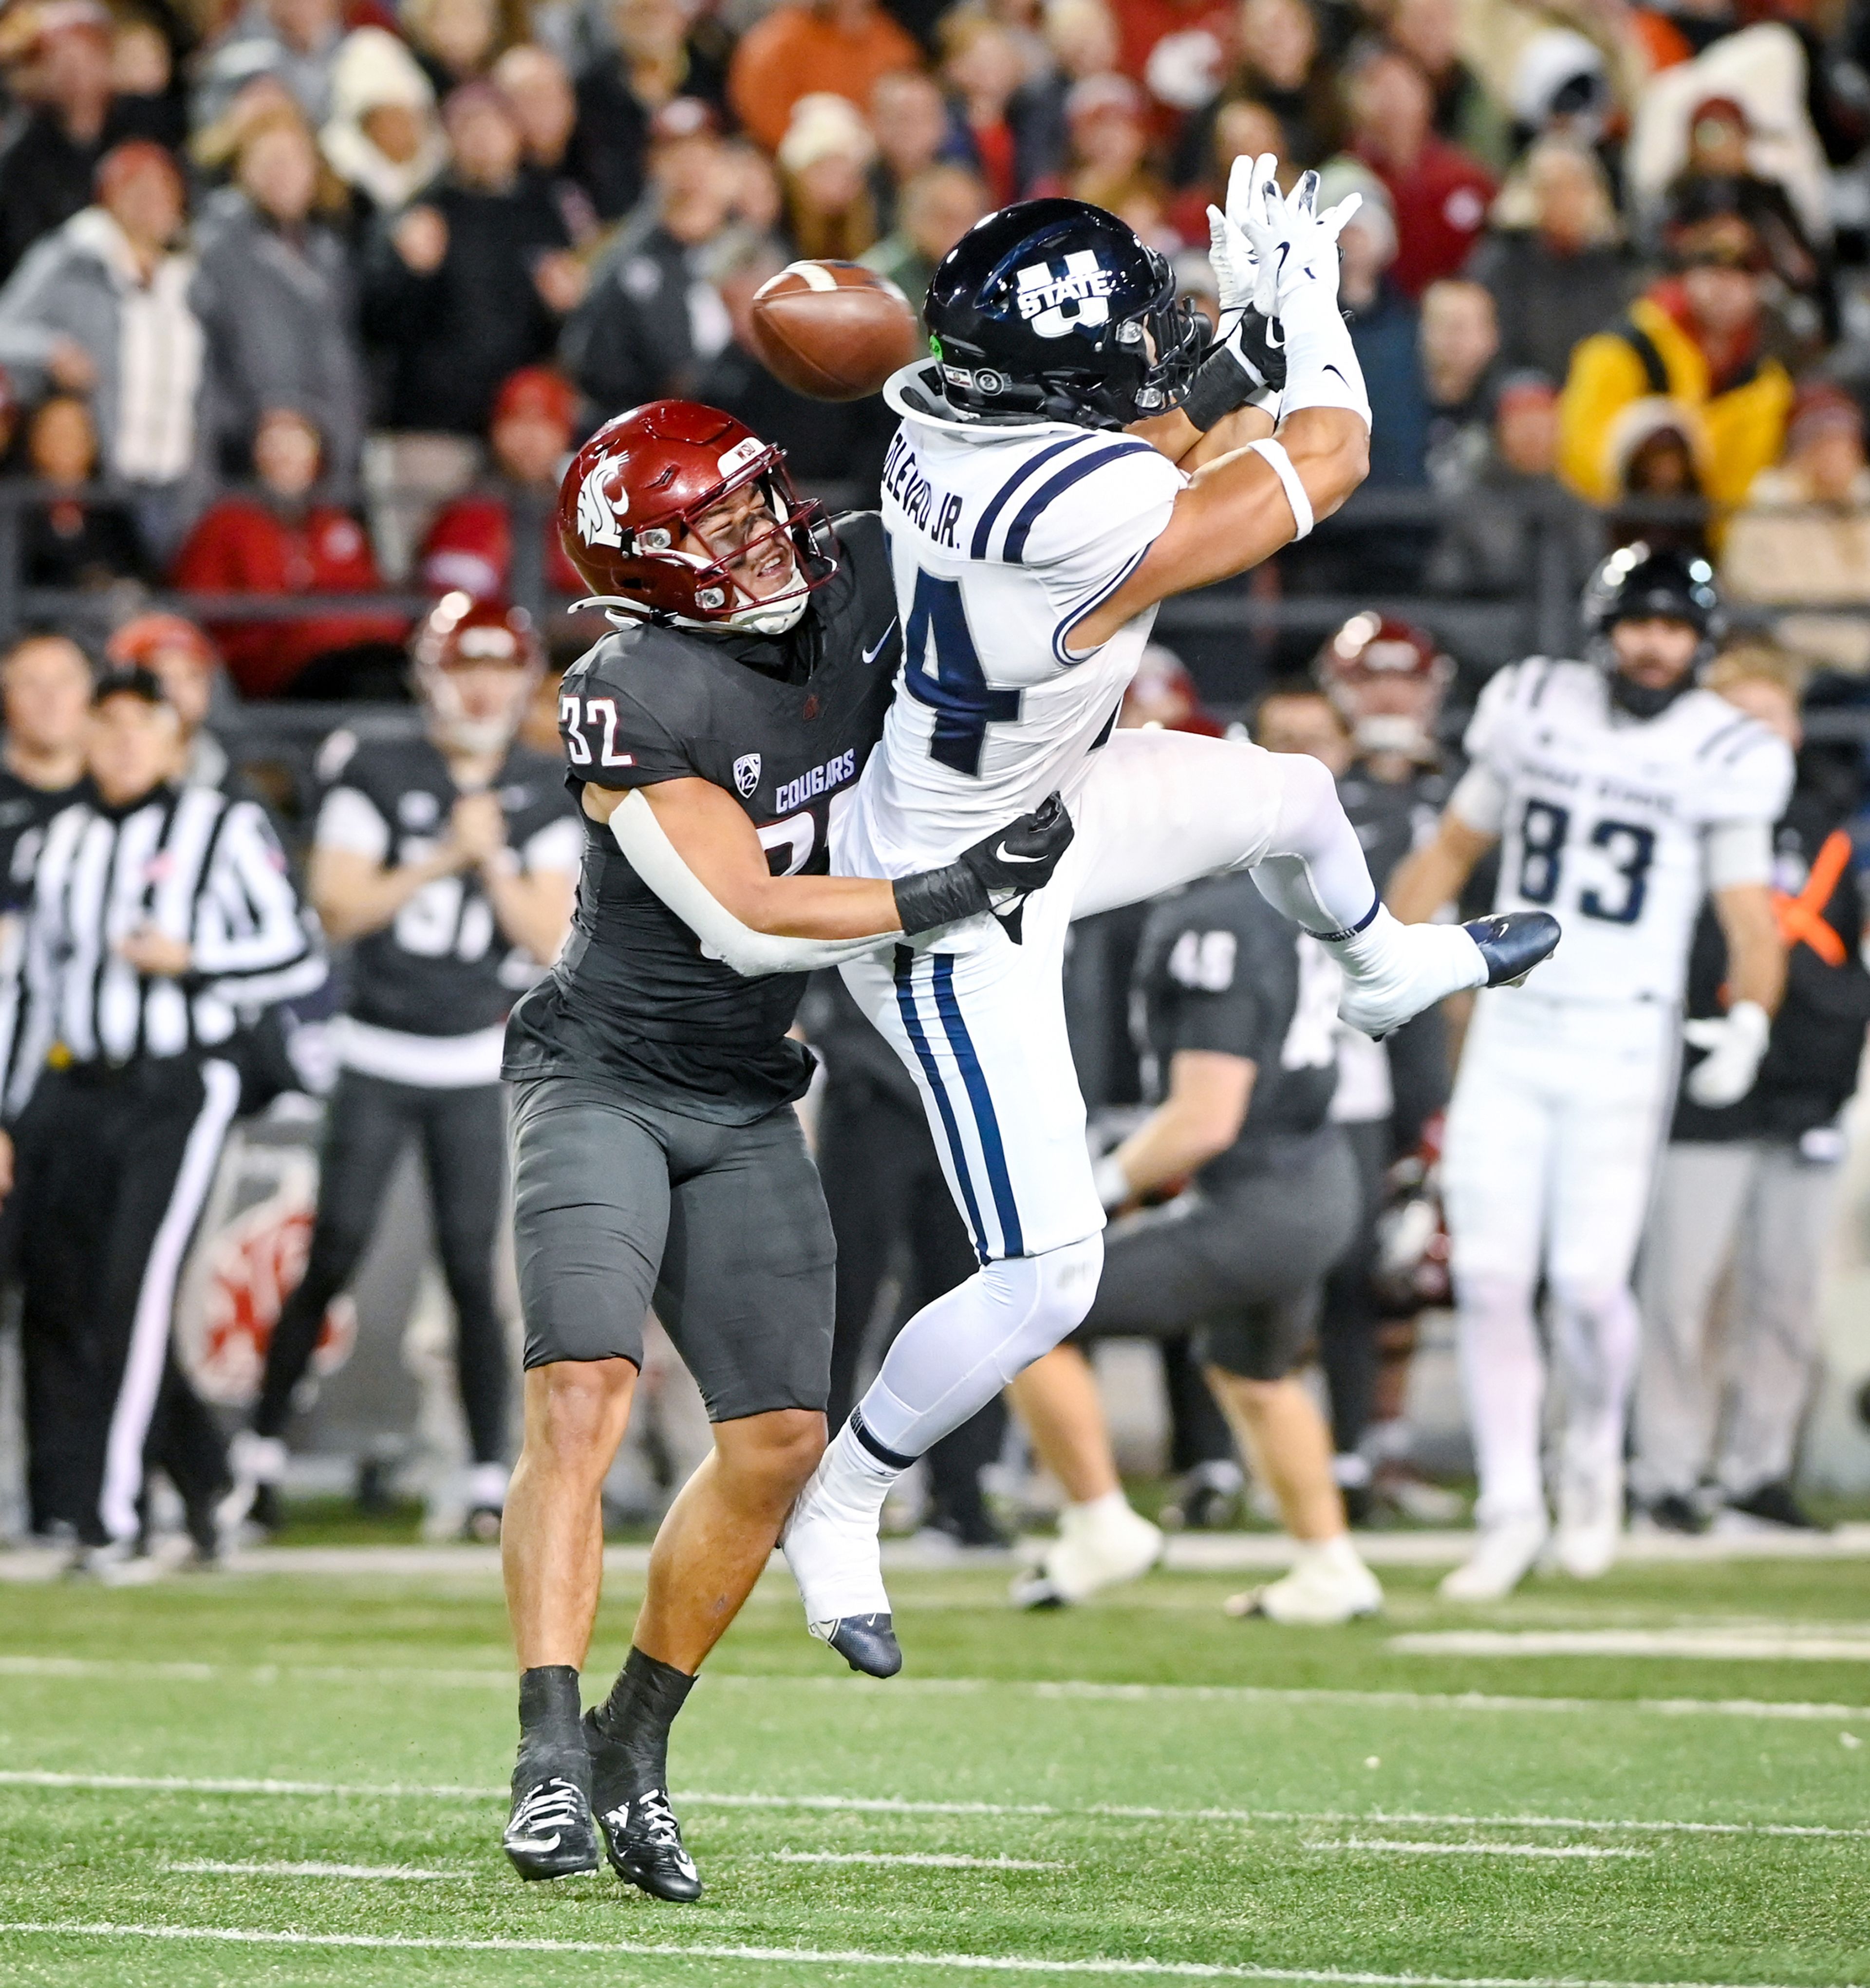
[0,633,94,915]
[495,401,1073,1901]
[1006,858,1384,1624]
[223,598,582,1539]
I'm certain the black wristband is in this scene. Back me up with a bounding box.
[893,860,991,935]
[1178,340,1254,433]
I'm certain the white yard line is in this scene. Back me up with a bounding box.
[768,1850,1068,1870]
[2,1654,1866,1726]
[0,1921,1849,1987]
[5,1769,1868,1840]
[1302,1840,1650,1860]
[1391,1632,1870,1662]
[166,1859,458,1881]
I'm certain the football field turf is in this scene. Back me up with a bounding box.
[2,1548,1868,1986]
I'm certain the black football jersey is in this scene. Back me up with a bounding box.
[315,731,581,1038]
[0,768,91,913]
[502,511,903,1120]
[1335,759,1455,892]
[1133,871,1340,1189]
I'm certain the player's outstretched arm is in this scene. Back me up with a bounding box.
[1388,810,1498,925]
[587,777,1075,976]
[1068,168,1371,654]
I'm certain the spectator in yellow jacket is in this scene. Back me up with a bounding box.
[1558,197,1793,513]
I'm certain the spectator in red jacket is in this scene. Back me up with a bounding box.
[171,408,409,699]
[1346,44,1496,297]
[419,365,581,606]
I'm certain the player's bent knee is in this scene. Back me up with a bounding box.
[715,1408,826,1499]
[989,1233,1104,1378]
[525,1357,637,1456]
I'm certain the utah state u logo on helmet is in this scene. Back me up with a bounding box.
[1015,252,1118,338]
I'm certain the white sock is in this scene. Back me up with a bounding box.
[856,1236,1103,1458]
[1068,1488,1132,1528]
[1294,1533,1365,1580]
[1248,750,1382,937]
[1550,1279,1642,1490]
[1456,1274,1548,1527]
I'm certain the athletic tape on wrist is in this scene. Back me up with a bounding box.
[1277,285,1371,426]
[1178,341,1254,433]
[1247,437,1314,540]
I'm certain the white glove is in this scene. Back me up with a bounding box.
[1683,1000,1771,1108]
[1205,150,1273,318]
[1239,165,1361,314]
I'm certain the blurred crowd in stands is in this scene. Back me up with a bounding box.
[0,0,1865,705]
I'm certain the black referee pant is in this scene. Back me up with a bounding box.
[254,1069,509,1465]
[15,1056,241,1545]
[818,1074,1005,1536]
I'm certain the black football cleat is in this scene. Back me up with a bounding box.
[810,1612,902,1678]
[583,1710,703,1901]
[1463,910,1561,989]
[504,1760,600,1881]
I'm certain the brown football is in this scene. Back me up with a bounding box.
[747,260,923,402]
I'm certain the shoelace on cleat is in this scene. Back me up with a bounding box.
[631,1788,686,1851]
[507,1778,586,1838]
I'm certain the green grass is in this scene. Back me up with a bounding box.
[2,1550,1868,1986]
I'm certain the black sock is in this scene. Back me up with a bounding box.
[517,1664,583,1761]
[590,1646,695,1797]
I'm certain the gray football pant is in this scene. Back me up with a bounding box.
[1632,1140,1840,1501]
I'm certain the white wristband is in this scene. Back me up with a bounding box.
[1247,438,1314,541]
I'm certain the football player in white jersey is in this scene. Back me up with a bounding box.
[778,164,1560,1675]
[1391,546,1793,1599]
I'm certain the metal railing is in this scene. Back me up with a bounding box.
[4,476,1868,780]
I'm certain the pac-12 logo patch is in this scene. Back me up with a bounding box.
[733,754,762,797]
[1015,251,1118,337]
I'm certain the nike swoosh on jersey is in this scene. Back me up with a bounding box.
[862,622,897,666]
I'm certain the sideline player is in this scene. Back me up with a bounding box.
[223,598,580,1540]
[1007,854,1383,1625]
[780,165,1559,1667]
[497,401,1074,1898]
[1391,547,1792,1598]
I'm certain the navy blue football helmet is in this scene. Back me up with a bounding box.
[1581,542,1724,717]
[923,199,1206,429]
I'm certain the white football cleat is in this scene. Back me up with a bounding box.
[1334,909,1560,1040]
[1554,1463,1622,1580]
[1226,1542,1383,1624]
[1438,1513,1550,1601]
[782,1429,901,1677]
[1010,1495,1162,1608]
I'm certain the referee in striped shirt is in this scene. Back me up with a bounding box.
[0,665,324,1574]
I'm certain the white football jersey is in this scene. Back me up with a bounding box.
[839,382,1185,874]
[1467,658,1793,1003]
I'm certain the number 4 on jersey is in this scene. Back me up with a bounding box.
[905,568,1021,777]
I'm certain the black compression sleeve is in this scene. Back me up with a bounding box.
[892,862,991,935]
[1179,342,1255,433]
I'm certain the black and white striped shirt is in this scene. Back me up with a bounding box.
[1,783,326,1115]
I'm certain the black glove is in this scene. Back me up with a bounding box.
[1178,307,1287,433]
[893,792,1075,943]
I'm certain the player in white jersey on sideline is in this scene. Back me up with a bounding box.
[1391,546,1793,1600]
[778,162,1560,1675]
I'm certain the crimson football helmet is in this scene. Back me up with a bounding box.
[411,592,544,754]
[1313,612,1453,761]
[557,401,837,636]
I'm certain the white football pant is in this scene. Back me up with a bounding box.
[1442,990,1677,1527]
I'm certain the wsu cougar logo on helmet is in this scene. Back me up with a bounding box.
[1015,252,1118,337]
[576,454,629,549]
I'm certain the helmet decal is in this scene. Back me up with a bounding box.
[1015,252,1118,337]
[576,454,627,549]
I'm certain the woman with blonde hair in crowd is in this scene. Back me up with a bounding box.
[775,92,878,263]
